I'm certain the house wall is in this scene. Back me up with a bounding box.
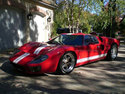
[29,6,53,42]
[0,0,54,51]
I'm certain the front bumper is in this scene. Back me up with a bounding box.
[11,62,25,72]
[10,53,60,74]
[10,62,42,74]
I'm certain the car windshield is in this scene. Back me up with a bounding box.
[48,35,83,46]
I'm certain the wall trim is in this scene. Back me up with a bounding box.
[30,6,46,17]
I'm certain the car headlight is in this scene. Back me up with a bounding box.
[29,55,48,64]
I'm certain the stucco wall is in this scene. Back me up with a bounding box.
[29,6,53,42]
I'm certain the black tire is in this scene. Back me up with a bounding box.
[106,44,118,61]
[57,52,76,74]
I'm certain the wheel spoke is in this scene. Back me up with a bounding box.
[67,62,72,65]
[67,56,71,62]
[62,64,69,71]
[62,59,67,63]
[62,63,67,69]
[65,66,69,70]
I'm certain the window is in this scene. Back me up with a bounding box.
[61,35,83,45]
[84,35,91,45]
[84,35,99,45]
[48,35,83,46]
[90,36,99,44]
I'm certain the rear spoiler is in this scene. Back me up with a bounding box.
[57,28,70,34]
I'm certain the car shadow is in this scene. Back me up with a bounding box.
[0,60,47,77]
[0,57,9,63]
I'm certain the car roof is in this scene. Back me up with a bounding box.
[61,33,90,36]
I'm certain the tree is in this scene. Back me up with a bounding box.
[54,0,91,34]
[54,0,125,37]
[88,0,125,37]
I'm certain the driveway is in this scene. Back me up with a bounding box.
[0,45,125,94]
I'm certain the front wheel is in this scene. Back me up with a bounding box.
[57,52,76,74]
[106,44,118,61]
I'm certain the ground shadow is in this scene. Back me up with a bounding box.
[0,77,90,94]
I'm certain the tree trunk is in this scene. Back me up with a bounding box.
[107,0,116,38]
[71,0,75,33]
[76,21,79,33]
[65,0,71,33]
[111,0,116,38]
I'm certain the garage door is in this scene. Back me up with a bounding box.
[0,7,25,50]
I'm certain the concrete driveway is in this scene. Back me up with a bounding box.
[0,45,125,94]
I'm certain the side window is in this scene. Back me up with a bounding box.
[62,35,83,45]
[84,35,91,45]
[90,36,99,44]
[84,35,99,45]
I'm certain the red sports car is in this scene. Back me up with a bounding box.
[9,33,120,74]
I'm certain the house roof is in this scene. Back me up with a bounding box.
[25,0,57,9]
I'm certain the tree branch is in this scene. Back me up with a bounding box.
[120,15,125,23]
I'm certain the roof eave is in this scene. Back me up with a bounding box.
[25,0,57,10]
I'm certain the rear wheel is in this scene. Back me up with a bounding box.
[57,52,76,74]
[106,44,118,61]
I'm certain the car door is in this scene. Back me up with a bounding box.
[84,35,105,62]
[76,35,91,65]
[76,35,105,66]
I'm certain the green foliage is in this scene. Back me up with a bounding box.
[52,0,125,37]
[52,0,93,34]
[116,0,125,15]
[51,22,58,38]
[119,20,125,34]
[86,0,125,37]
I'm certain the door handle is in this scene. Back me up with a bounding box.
[97,46,100,48]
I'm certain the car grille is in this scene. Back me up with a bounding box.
[11,62,25,71]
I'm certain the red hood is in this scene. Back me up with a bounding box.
[19,42,58,55]
[10,42,62,65]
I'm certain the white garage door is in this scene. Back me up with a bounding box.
[0,7,25,50]
[29,14,48,42]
